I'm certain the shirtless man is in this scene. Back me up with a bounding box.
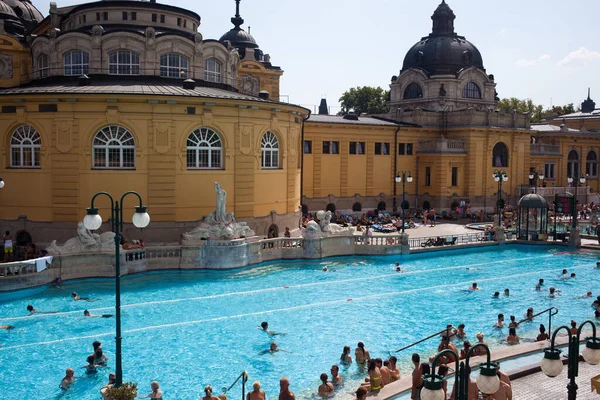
[279,377,295,400]
[258,321,284,336]
[60,368,76,390]
[411,353,422,400]
[376,358,391,385]
[247,381,266,400]
[492,380,513,400]
[330,365,343,386]
[388,356,400,382]
[469,282,480,291]
[495,314,505,328]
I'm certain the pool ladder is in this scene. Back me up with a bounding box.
[390,327,458,354]
[516,306,559,334]
[222,370,248,400]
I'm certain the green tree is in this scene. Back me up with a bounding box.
[497,97,544,123]
[542,103,576,119]
[338,86,389,116]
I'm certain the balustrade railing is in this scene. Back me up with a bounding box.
[354,235,404,246]
[261,237,304,251]
[417,139,467,154]
[123,249,146,263]
[409,233,485,249]
[145,246,181,259]
[0,256,53,276]
[530,143,561,156]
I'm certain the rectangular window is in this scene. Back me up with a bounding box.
[103,12,108,20]
[177,18,181,26]
[452,167,458,187]
[375,142,390,155]
[399,143,413,155]
[304,141,312,154]
[152,13,157,22]
[331,141,339,154]
[82,15,86,23]
[425,166,431,186]
[322,141,330,154]
[38,104,58,112]
[160,15,165,23]
[131,12,136,20]
[544,163,556,179]
[122,12,128,20]
[184,20,187,28]
[350,141,365,155]
[406,143,413,155]
[96,12,100,21]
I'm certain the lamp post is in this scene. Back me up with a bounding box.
[493,170,508,226]
[528,170,544,194]
[83,191,150,387]
[540,320,600,400]
[567,172,586,229]
[395,171,413,233]
[421,343,500,400]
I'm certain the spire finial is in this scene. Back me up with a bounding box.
[588,87,591,100]
[231,0,244,29]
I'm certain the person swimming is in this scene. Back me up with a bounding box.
[26,304,57,315]
[469,282,479,290]
[71,292,99,302]
[84,310,113,318]
[492,291,500,298]
[549,287,561,298]
[578,291,593,299]
[258,321,284,336]
[596,262,600,269]
[504,288,510,296]
[495,314,505,328]
[396,266,403,272]
[570,273,576,279]
[261,341,291,356]
[0,324,14,330]
[83,355,98,375]
[560,269,569,279]
[526,307,534,320]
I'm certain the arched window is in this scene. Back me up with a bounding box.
[38,54,49,78]
[401,200,409,210]
[422,201,431,210]
[586,151,598,178]
[261,131,279,169]
[352,202,362,212]
[108,50,140,75]
[325,203,336,213]
[64,50,89,76]
[204,58,221,83]
[567,150,579,179]
[462,82,481,99]
[93,126,136,169]
[492,142,509,167]
[301,204,309,215]
[10,125,41,168]
[377,201,386,211]
[267,224,279,239]
[403,82,423,100]
[160,53,189,78]
[186,128,223,169]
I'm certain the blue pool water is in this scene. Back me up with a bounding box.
[0,245,599,399]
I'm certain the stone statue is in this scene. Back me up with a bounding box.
[304,221,322,238]
[183,182,256,242]
[214,182,227,223]
[46,222,118,255]
[311,210,354,236]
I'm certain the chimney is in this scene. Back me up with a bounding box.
[258,91,270,100]
[318,98,328,115]
[183,79,196,90]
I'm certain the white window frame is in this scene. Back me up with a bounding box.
[10,125,41,168]
[261,131,280,169]
[204,58,222,83]
[586,151,598,178]
[108,50,140,75]
[186,128,223,169]
[92,126,136,169]
[64,50,89,76]
[37,54,49,78]
[462,81,482,99]
[160,53,189,78]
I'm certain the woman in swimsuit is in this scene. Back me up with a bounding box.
[355,341,370,364]
[139,381,163,399]
[507,328,519,344]
[366,359,383,391]
[340,345,352,363]
[317,373,334,398]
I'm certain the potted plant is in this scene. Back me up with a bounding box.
[103,383,138,400]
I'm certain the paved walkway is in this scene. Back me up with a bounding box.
[512,362,600,399]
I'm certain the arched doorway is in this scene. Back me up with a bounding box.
[301,204,309,215]
[450,201,459,210]
[377,201,386,211]
[567,150,580,181]
[352,202,362,212]
[423,201,431,210]
[492,142,509,167]
[15,230,32,246]
[325,203,336,213]
[267,224,279,239]
[401,200,409,210]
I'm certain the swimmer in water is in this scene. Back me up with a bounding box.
[1,324,14,330]
[396,266,403,272]
[492,292,500,298]
[322,266,337,272]
[570,273,576,279]
[466,267,481,271]
[83,310,113,318]
[60,368,76,391]
[469,282,479,291]
[83,355,98,374]
[560,269,569,279]
[495,314,505,328]
[261,341,291,356]
[258,321,284,336]
[549,287,561,298]
[26,304,57,315]
[504,288,510,296]
[526,307,534,320]
[71,292,99,302]
[577,291,593,299]
[597,262,600,269]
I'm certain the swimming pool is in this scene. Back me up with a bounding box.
[0,245,598,399]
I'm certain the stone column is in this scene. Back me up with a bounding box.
[568,227,581,248]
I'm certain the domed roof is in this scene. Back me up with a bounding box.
[401,1,484,76]
[3,0,43,33]
[518,193,549,208]
[0,0,25,35]
[219,0,259,49]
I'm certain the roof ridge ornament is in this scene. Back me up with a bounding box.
[581,87,596,113]
[431,0,456,36]
[231,0,244,30]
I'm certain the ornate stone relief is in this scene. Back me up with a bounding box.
[0,53,13,79]
[240,75,260,96]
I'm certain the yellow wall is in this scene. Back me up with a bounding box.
[238,60,283,102]
[0,94,306,223]
[0,36,30,88]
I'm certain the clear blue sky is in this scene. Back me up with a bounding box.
[32,0,600,114]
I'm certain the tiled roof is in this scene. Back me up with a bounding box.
[0,78,304,109]
[552,109,600,119]
[307,114,400,126]
[531,124,581,133]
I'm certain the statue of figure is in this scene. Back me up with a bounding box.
[77,222,99,249]
[439,84,446,97]
[214,182,227,223]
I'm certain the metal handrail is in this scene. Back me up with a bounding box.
[517,306,559,334]
[392,327,456,353]
[222,370,248,400]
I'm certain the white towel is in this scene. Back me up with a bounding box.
[36,258,47,273]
